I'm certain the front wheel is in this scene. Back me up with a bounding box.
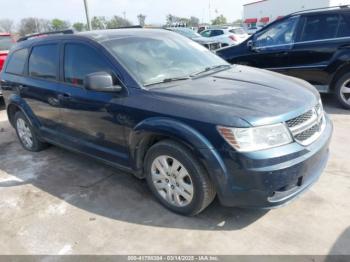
[144,140,216,216]
[335,72,350,109]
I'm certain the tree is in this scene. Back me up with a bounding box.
[0,19,14,33]
[51,19,70,31]
[91,16,107,30]
[211,15,227,25]
[73,22,85,32]
[18,18,51,36]
[137,14,146,27]
[106,16,132,29]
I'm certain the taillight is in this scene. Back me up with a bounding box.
[229,35,237,41]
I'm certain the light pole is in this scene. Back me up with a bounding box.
[83,0,92,31]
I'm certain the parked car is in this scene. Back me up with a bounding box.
[166,27,222,51]
[0,33,15,99]
[0,33,14,71]
[200,27,249,47]
[217,6,350,109]
[197,26,209,34]
[246,26,263,35]
[0,29,332,215]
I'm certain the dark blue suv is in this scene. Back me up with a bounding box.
[0,29,333,215]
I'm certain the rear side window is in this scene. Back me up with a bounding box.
[337,13,350,37]
[211,30,224,37]
[29,44,59,81]
[64,44,112,86]
[300,14,339,42]
[6,49,28,75]
[0,35,13,51]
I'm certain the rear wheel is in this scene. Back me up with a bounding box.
[335,72,350,109]
[14,111,48,152]
[144,140,216,216]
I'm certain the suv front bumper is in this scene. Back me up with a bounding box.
[211,114,333,208]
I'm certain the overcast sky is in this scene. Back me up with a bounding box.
[0,0,250,25]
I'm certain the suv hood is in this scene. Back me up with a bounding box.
[150,65,320,127]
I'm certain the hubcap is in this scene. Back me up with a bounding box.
[151,156,194,207]
[16,118,33,148]
[340,79,350,105]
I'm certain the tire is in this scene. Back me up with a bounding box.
[144,140,216,216]
[335,72,350,109]
[14,111,48,152]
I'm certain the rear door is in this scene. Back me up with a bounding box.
[286,13,344,88]
[56,41,130,166]
[20,43,62,131]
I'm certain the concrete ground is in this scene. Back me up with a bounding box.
[0,95,349,255]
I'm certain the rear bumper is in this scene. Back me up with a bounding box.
[208,114,333,208]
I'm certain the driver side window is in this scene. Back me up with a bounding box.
[255,17,298,50]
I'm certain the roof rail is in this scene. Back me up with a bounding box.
[289,5,350,16]
[17,29,74,42]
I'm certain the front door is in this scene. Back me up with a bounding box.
[56,42,129,167]
[241,16,300,74]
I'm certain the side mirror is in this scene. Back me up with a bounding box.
[84,72,122,92]
[247,40,254,50]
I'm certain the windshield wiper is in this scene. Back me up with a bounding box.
[190,64,231,77]
[144,76,190,87]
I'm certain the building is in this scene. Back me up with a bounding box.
[243,0,350,28]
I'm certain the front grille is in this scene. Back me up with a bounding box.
[286,110,313,128]
[286,103,325,146]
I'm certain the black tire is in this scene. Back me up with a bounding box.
[144,140,216,216]
[335,72,350,109]
[14,111,48,152]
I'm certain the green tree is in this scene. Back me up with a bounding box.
[137,14,146,27]
[106,16,132,29]
[73,22,85,32]
[211,15,227,25]
[51,18,70,31]
[91,16,107,30]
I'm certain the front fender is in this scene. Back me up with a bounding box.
[128,117,229,193]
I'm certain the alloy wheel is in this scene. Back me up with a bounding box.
[16,118,33,149]
[340,79,350,106]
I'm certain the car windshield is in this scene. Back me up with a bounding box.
[104,34,229,87]
[0,36,13,51]
[173,28,201,38]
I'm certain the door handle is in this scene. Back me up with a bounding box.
[58,93,72,101]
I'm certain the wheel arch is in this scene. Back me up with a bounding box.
[6,94,40,129]
[128,117,228,192]
[330,61,350,91]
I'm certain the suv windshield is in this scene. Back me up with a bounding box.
[104,34,228,86]
[0,36,13,51]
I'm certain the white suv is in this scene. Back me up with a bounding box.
[200,27,249,47]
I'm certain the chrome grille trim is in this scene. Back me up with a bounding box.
[286,103,325,146]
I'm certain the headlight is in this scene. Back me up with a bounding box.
[217,123,293,152]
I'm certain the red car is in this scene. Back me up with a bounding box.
[0,33,15,71]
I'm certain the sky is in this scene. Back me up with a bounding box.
[1,0,250,25]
